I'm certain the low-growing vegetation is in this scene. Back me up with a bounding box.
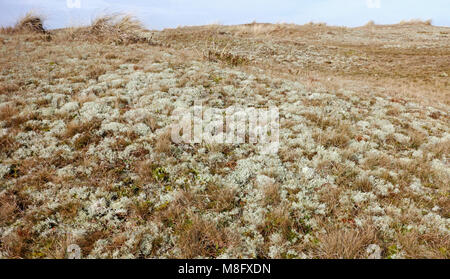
[0,12,448,259]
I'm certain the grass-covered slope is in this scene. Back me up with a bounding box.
[0,15,448,258]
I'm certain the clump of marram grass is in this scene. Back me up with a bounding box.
[205,50,249,66]
[68,14,152,45]
[197,40,250,66]
[364,20,376,27]
[1,12,46,34]
[398,19,432,26]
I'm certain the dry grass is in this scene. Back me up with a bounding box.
[204,184,237,212]
[198,40,249,66]
[154,129,173,154]
[314,130,351,149]
[397,230,449,259]
[262,182,281,206]
[89,14,143,40]
[364,20,376,27]
[0,134,17,158]
[259,205,292,239]
[315,225,378,259]
[352,175,373,192]
[0,195,19,226]
[0,104,18,121]
[176,215,238,258]
[159,21,449,108]
[229,22,283,36]
[0,12,448,259]
[0,83,20,95]
[204,50,249,66]
[86,65,107,81]
[64,118,102,139]
[398,19,433,26]
[1,12,46,34]
[61,14,152,45]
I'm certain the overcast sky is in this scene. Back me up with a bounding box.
[1,0,449,30]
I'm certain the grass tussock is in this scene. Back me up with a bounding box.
[0,83,20,95]
[232,22,281,36]
[1,12,46,34]
[364,20,376,27]
[315,225,378,259]
[198,40,250,66]
[66,14,151,45]
[177,215,238,258]
[398,19,432,26]
[204,50,249,66]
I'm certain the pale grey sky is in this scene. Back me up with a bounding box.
[1,0,449,30]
